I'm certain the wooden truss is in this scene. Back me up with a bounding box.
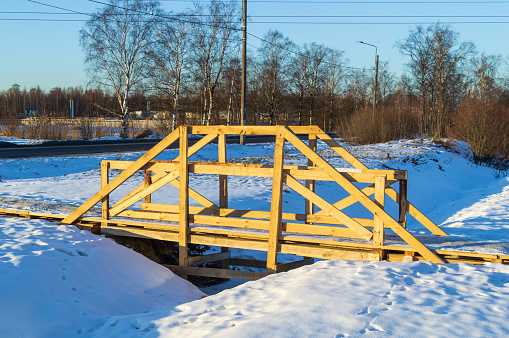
[62,125,450,279]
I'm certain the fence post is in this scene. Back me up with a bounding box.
[97,161,110,235]
[144,170,152,204]
[305,133,317,218]
[178,126,189,279]
[267,126,285,274]
[218,133,231,272]
[374,175,386,260]
[399,178,408,228]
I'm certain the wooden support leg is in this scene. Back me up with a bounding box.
[374,175,386,260]
[305,133,317,218]
[178,126,189,279]
[399,179,408,228]
[97,161,110,235]
[267,127,286,274]
[218,134,231,273]
[144,170,152,204]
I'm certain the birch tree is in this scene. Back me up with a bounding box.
[80,0,160,138]
[148,12,192,130]
[192,0,239,126]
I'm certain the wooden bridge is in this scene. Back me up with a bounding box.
[2,125,508,280]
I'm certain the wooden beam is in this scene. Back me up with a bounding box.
[284,173,373,240]
[266,127,286,274]
[62,127,180,224]
[399,179,408,228]
[109,170,180,216]
[275,258,314,273]
[164,265,267,280]
[283,128,444,263]
[97,161,110,235]
[384,187,447,236]
[316,131,368,169]
[179,126,190,275]
[112,133,218,207]
[144,170,152,204]
[305,133,317,217]
[374,175,386,259]
[184,251,231,266]
[315,131,445,237]
[218,133,230,271]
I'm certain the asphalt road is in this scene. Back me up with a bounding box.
[0,134,294,159]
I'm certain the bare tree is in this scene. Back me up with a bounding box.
[396,23,475,137]
[80,0,160,138]
[324,48,346,131]
[192,0,239,126]
[254,29,294,125]
[469,53,501,100]
[148,12,193,130]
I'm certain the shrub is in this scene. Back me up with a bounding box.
[450,98,509,167]
[340,105,418,145]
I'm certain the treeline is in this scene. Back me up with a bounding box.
[1,0,509,168]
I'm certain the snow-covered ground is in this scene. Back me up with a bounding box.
[1,136,509,337]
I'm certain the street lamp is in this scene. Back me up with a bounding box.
[357,41,379,119]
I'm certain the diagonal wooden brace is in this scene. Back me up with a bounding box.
[284,174,373,241]
[62,127,181,224]
[284,128,444,263]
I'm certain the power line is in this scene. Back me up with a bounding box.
[8,11,509,18]
[158,0,509,3]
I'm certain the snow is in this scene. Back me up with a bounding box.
[1,137,509,336]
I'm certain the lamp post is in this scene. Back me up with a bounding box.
[357,41,379,119]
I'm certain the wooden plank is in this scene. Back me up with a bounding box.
[62,127,180,224]
[275,258,314,273]
[398,179,408,228]
[283,128,444,263]
[188,162,405,182]
[284,173,373,240]
[98,161,110,235]
[315,131,444,237]
[218,133,230,271]
[184,251,231,266]
[164,265,267,280]
[279,243,381,261]
[315,131,368,169]
[144,170,152,204]
[179,126,190,273]
[229,258,268,269]
[190,125,278,135]
[305,133,317,217]
[266,127,286,274]
[109,170,180,216]
[384,187,447,236]
[312,180,396,216]
[111,133,217,207]
[373,175,386,247]
[139,203,374,232]
[218,133,228,209]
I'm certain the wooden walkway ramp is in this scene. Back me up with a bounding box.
[17,124,500,279]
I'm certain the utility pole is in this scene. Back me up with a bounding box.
[357,41,378,120]
[240,0,247,145]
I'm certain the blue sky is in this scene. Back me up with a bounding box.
[1,0,509,91]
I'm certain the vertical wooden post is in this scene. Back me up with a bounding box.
[178,126,189,279]
[305,133,317,218]
[96,161,110,235]
[267,126,285,274]
[218,133,230,271]
[399,178,408,228]
[144,170,152,204]
[374,175,386,260]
